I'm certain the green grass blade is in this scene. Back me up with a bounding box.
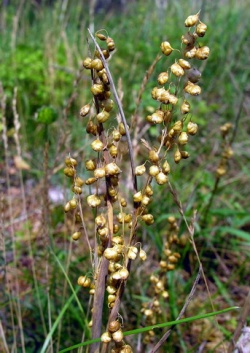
[58,306,239,353]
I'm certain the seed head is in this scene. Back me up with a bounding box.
[160,41,174,56]
[185,12,200,27]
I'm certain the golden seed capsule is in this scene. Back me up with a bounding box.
[69,199,77,209]
[80,104,91,117]
[178,59,191,70]
[87,194,101,208]
[141,195,151,206]
[64,202,71,212]
[196,21,207,37]
[65,157,77,167]
[168,255,179,263]
[171,62,185,77]
[144,309,153,317]
[85,177,97,185]
[184,47,197,59]
[91,83,104,96]
[139,249,147,261]
[96,33,107,41]
[94,167,106,179]
[181,32,196,46]
[133,191,143,203]
[112,129,121,141]
[195,46,210,60]
[181,151,189,159]
[184,81,201,96]
[108,187,117,197]
[74,176,84,187]
[104,247,120,261]
[162,160,170,174]
[149,150,159,163]
[113,224,119,233]
[77,275,91,287]
[155,172,168,185]
[187,121,198,135]
[91,139,104,152]
[119,198,126,207]
[128,246,138,260]
[101,332,112,343]
[168,94,178,105]
[118,122,127,136]
[82,57,92,69]
[216,166,227,177]
[106,37,115,51]
[149,165,160,177]
[185,12,200,27]
[112,236,124,246]
[89,288,95,295]
[98,227,109,238]
[96,110,110,123]
[112,329,124,342]
[95,214,106,227]
[178,132,189,145]
[124,214,132,223]
[167,264,176,270]
[173,120,183,132]
[100,98,114,112]
[120,345,133,353]
[187,68,201,83]
[160,41,173,56]
[181,100,190,114]
[113,267,129,280]
[108,320,121,333]
[91,58,104,71]
[135,164,146,176]
[145,185,153,196]
[141,214,154,225]
[107,285,117,294]
[109,144,118,158]
[105,162,121,176]
[75,212,81,223]
[72,185,82,194]
[86,120,97,135]
[174,149,182,164]
[223,147,234,159]
[151,110,164,124]
[85,159,96,171]
[162,290,169,299]
[63,167,75,178]
[157,71,169,85]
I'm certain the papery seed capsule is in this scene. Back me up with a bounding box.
[77,275,91,287]
[160,41,173,56]
[65,157,77,167]
[120,345,133,353]
[120,198,127,207]
[173,120,183,132]
[181,32,196,46]
[109,144,118,158]
[64,202,71,212]
[128,246,138,260]
[196,21,207,37]
[178,132,189,145]
[149,165,160,177]
[95,214,106,227]
[86,120,97,135]
[107,285,117,294]
[162,290,169,299]
[94,167,106,179]
[168,255,179,263]
[184,46,197,59]
[195,46,210,60]
[216,166,227,177]
[89,288,95,295]
[157,71,169,85]
[223,147,234,159]
[108,320,121,333]
[91,58,104,71]
[106,37,115,51]
[181,151,190,159]
[155,172,168,185]
[85,177,97,185]
[101,332,112,343]
[178,59,191,70]
[149,150,159,163]
[181,100,190,114]
[80,104,91,117]
[91,83,104,96]
[145,185,153,196]
[64,167,75,177]
[112,329,124,342]
[100,98,114,112]
[174,149,182,164]
[184,81,201,96]
[118,122,127,136]
[69,199,77,209]
[75,177,84,187]
[187,121,198,135]
[141,195,151,206]
[87,194,101,208]
[139,249,147,261]
[97,110,110,123]
[96,33,107,41]
[162,160,170,174]
[135,164,146,176]
[187,68,201,83]
[105,162,121,176]
[151,110,164,124]
[171,62,185,77]
[75,212,81,223]
[108,187,117,197]
[104,247,120,261]
[113,267,129,280]
[185,12,200,27]
[72,185,82,194]
[91,139,104,152]
[83,57,92,69]
[141,214,154,225]
[98,227,109,237]
[112,236,124,246]
[167,264,175,270]
[112,129,121,141]
[133,191,143,203]
[168,94,178,105]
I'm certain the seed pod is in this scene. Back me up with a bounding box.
[171,62,185,77]
[173,120,183,132]
[101,332,112,343]
[91,83,104,96]
[100,98,114,112]
[149,150,159,163]
[185,12,200,27]
[85,177,97,185]
[97,110,110,123]
[80,104,91,117]
[65,157,77,167]
[74,177,84,187]
[181,32,196,46]
[145,185,153,196]
[96,33,107,41]
[98,227,109,238]
[86,120,97,135]
[98,69,109,84]
[94,167,106,179]
[139,249,147,261]
[187,121,198,135]
[160,41,173,56]
[178,59,191,70]
[91,139,104,152]
[181,100,190,114]
[95,214,106,227]
[87,194,101,208]
[184,47,197,59]
[91,58,104,71]
[72,185,82,194]
[168,255,179,263]
[157,71,169,85]
[149,165,160,177]
[187,68,201,83]
[82,57,92,69]
[107,285,117,294]
[120,345,133,353]
[104,247,120,261]
[216,166,227,177]
[180,151,190,159]
[109,144,118,158]
[120,198,127,207]
[151,110,164,124]
[196,21,207,37]
[184,81,201,96]
[77,276,91,287]
[118,122,127,136]
[178,132,189,145]
[168,94,178,105]
[133,191,143,203]
[162,160,170,174]
[195,46,210,60]
[106,37,115,51]
[155,172,168,185]
[128,246,138,260]
[141,214,154,225]
[112,329,124,342]
[113,267,129,280]
[63,167,75,178]
[112,129,121,141]
[105,162,121,176]
[108,320,121,333]
[64,202,71,212]
[135,164,146,176]
[174,149,182,164]
[141,195,151,206]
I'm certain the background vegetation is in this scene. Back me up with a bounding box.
[0,0,249,352]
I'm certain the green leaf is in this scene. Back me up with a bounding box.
[35,106,57,124]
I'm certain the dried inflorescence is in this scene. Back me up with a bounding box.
[63,11,209,352]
